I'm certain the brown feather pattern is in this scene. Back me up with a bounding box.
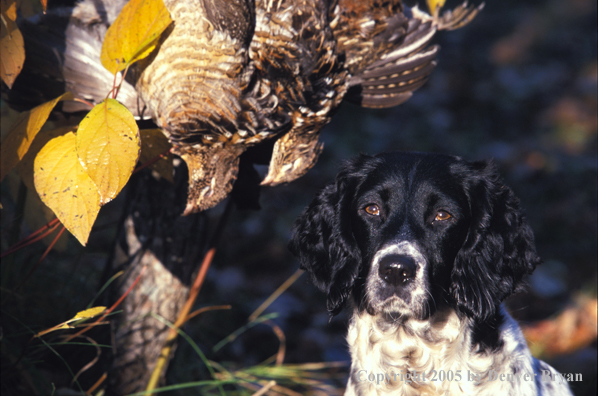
[7,0,484,213]
[141,0,482,212]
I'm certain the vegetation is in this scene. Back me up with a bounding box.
[1,0,596,395]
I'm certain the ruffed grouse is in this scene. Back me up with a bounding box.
[6,0,482,213]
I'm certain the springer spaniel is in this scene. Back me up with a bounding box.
[290,152,573,396]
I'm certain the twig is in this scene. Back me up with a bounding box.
[70,335,101,385]
[1,217,60,258]
[146,198,235,392]
[186,305,232,322]
[73,97,95,109]
[133,147,172,174]
[11,267,145,371]
[86,372,107,395]
[264,320,286,366]
[14,225,66,291]
[63,265,147,344]
[249,269,304,322]
[251,380,277,396]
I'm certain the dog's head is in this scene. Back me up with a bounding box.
[289,152,540,323]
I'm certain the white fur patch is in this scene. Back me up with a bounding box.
[345,306,573,396]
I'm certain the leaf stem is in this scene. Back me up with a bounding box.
[0,217,60,258]
[146,198,234,392]
[13,225,66,292]
[134,147,172,174]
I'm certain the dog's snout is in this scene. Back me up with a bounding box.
[378,254,416,286]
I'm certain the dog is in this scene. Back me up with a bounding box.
[290,152,573,396]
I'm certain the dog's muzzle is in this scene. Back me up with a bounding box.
[378,254,417,286]
[366,241,428,316]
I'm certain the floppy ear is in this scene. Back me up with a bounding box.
[289,162,364,315]
[450,160,540,323]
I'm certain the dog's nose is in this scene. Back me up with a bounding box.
[378,255,416,286]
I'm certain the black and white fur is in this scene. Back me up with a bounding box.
[290,152,572,396]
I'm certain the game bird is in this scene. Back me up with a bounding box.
[6,0,483,213]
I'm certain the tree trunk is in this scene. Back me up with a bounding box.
[106,168,208,394]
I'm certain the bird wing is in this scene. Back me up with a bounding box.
[345,17,439,108]
[344,2,484,109]
[6,0,143,115]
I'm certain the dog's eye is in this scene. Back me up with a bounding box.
[435,211,452,221]
[364,204,380,216]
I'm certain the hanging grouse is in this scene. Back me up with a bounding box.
[7,0,483,213]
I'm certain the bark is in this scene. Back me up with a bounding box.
[105,167,208,394]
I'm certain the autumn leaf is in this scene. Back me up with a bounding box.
[73,306,107,320]
[16,126,76,191]
[100,0,172,74]
[0,92,74,182]
[139,128,173,183]
[76,99,140,204]
[523,296,598,358]
[0,0,25,88]
[14,126,76,251]
[3,169,67,249]
[427,0,446,14]
[34,132,101,246]
[1,0,17,20]
[35,306,107,337]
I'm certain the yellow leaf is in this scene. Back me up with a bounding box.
[139,128,173,183]
[76,99,140,204]
[34,132,101,246]
[4,170,68,250]
[0,3,24,88]
[16,126,76,191]
[73,306,107,320]
[35,306,107,337]
[100,0,172,74]
[15,126,75,251]
[427,0,446,14]
[0,92,74,181]
[1,0,18,21]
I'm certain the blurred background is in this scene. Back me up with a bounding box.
[2,0,596,395]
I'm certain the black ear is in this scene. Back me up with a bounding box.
[289,161,365,315]
[450,160,540,323]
